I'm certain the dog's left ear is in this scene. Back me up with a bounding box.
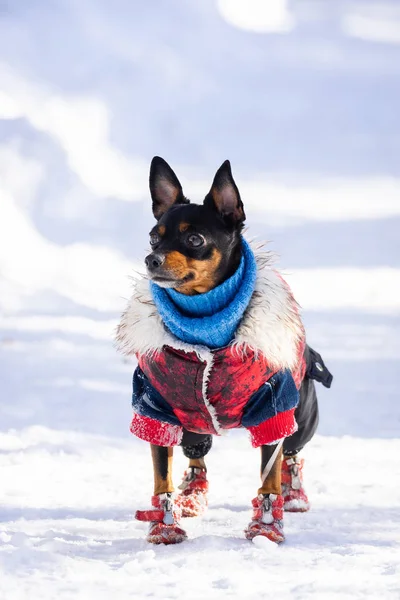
[149,156,189,220]
[204,160,245,225]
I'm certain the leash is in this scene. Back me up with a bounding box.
[260,439,284,486]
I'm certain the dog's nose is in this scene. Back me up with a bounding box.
[145,253,165,270]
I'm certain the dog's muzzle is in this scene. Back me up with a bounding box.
[145,252,165,272]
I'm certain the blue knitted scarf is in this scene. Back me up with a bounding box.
[150,238,257,349]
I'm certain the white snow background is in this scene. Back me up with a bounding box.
[1,1,400,598]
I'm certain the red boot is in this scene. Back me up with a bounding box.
[245,494,285,544]
[135,493,187,544]
[177,467,209,518]
[281,455,310,512]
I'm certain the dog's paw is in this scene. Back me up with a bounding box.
[245,521,285,544]
[147,522,187,545]
[177,467,209,518]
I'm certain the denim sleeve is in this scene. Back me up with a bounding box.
[132,367,181,426]
[241,369,299,428]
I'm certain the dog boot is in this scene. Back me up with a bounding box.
[245,494,285,544]
[177,466,209,517]
[135,493,187,544]
[281,455,310,512]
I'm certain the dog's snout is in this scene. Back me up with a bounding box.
[145,253,165,271]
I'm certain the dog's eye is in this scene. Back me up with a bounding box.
[187,234,205,248]
[149,233,160,246]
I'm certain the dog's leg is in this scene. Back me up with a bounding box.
[135,444,187,544]
[181,433,212,476]
[188,456,206,470]
[178,433,211,517]
[245,443,285,543]
[281,376,318,512]
[151,444,174,495]
[258,443,283,495]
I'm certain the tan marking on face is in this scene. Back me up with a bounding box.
[163,251,190,279]
[158,224,166,236]
[163,249,222,295]
[178,222,190,233]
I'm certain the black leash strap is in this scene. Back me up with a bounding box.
[305,346,333,389]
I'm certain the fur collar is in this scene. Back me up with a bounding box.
[115,242,304,370]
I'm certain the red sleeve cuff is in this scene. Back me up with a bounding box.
[247,408,298,448]
[130,413,183,446]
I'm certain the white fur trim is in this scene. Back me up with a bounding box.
[115,243,304,370]
[199,349,223,434]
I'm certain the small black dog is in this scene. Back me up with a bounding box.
[116,157,331,545]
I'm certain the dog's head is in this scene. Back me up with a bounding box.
[145,157,246,295]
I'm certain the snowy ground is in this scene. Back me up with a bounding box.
[1,426,400,600]
[1,1,400,599]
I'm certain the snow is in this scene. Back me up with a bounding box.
[1,1,400,599]
[1,427,400,599]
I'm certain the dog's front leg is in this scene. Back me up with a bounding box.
[245,443,285,543]
[151,444,174,495]
[259,444,283,495]
[134,444,187,544]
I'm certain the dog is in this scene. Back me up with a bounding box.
[116,157,332,544]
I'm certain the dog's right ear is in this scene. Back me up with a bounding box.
[203,160,245,225]
[149,157,189,220]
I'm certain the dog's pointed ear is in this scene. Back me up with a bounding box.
[149,156,189,220]
[204,160,245,224]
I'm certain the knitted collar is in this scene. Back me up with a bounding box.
[150,238,257,349]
